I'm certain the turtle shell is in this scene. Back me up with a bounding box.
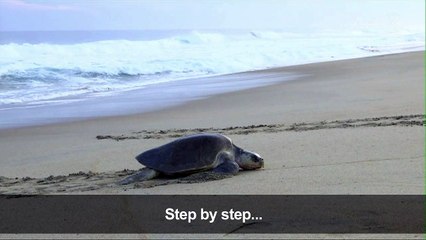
[135,133,235,175]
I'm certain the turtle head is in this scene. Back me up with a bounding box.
[235,147,264,170]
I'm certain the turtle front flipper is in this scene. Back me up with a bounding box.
[212,161,239,174]
[173,154,239,184]
[118,168,159,185]
[212,152,239,174]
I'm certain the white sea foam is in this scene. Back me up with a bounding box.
[0,31,424,104]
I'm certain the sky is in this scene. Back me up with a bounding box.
[0,0,424,32]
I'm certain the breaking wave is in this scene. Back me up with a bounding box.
[0,31,424,104]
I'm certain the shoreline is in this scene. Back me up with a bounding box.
[0,51,423,194]
[0,70,302,130]
[0,51,422,130]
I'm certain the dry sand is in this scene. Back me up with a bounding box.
[0,51,424,194]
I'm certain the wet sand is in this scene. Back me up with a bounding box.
[0,51,424,194]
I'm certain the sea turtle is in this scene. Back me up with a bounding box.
[119,133,264,185]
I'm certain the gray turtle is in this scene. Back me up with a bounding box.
[119,133,264,185]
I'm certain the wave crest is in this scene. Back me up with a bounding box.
[0,31,424,104]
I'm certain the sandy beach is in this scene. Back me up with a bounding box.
[0,51,423,195]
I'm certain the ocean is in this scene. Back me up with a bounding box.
[0,30,424,128]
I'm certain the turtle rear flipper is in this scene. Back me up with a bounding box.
[118,168,159,185]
